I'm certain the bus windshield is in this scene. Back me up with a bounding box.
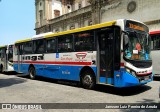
[124,31,151,61]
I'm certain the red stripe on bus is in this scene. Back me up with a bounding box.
[121,63,124,67]
[13,61,92,66]
[149,30,160,35]
[137,72,152,76]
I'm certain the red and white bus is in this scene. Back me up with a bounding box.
[150,30,160,77]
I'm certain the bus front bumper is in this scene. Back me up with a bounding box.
[114,71,153,88]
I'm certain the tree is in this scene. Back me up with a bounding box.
[90,0,109,24]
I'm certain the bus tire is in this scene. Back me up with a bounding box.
[29,66,36,79]
[81,70,96,89]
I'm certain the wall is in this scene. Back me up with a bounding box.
[101,0,160,31]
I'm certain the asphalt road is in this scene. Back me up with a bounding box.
[0,72,159,112]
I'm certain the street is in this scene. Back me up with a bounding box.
[0,72,159,112]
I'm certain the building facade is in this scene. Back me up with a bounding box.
[35,0,160,34]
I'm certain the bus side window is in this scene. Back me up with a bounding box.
[23,42,33,54]
[74,30,94,51]
[151,34,160,50]
[33,39,45,54]
[19,44,23,55]
[46,38,57,53]
[15,44,23,55]
[58,34,73,52]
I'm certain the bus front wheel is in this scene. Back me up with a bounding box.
[29,67,36,79]
[81,70,96,89]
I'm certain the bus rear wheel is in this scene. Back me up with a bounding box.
[29,67,36,79]
[81,70,96,89]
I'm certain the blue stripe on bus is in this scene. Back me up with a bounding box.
[14,64,153,87]
[14,64,97,81]
[99,77,114,84]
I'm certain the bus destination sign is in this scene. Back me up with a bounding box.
[129,23,144,31]
[125,20,149,32]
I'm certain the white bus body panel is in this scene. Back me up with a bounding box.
[151,50,160,76]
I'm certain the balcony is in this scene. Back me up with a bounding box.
[49,5,91,24]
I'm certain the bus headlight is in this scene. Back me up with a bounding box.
[125,68,136,77]
[126,68,130,73]
[131,71,136,77]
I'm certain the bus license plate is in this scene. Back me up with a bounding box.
[145,76,149,80]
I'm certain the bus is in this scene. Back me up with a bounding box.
[13,19,153,89]
[150,30,160,77]
[0,45,14,73]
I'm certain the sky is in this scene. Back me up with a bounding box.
[0,0,35,45]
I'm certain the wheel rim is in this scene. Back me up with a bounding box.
[30,68,35,77]
[83,75,92,85]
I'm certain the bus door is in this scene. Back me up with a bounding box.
[1,47,7,71]
[97,27,121,85]
[4,46,8,71]
[16,44,23,73]
[98,28,114,84]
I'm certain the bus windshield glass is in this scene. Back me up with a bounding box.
[124,31,151,61]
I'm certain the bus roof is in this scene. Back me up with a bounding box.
[45,20,116,38]
[149,30,160,35]
[15,38,31,44]
[32,32,53,38]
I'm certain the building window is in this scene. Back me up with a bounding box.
[55,28,59,33]
[67,5,71,9]
[79,3,82,9]
[88,21,92,26]
[67,4,72,13]
[70,25,75,30]
[39,10,43,26]
[54,10,60,17]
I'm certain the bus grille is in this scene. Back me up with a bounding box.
[132,61,152,68]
